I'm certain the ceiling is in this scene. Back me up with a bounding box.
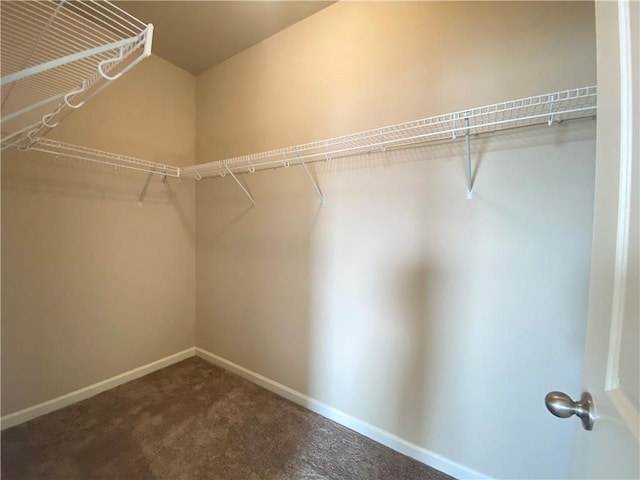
[115,1,334,75]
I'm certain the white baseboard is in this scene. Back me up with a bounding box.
[3,346,489,479]
[195,347,489,480]
[1,347,196,431]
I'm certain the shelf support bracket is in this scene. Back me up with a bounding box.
[548,94,556,126]
[464,113,473,200]
[138,171,154,205]
[223,161,256,206]
[300,160,324,206]
[161,174,176,201]
[452,113,458,140]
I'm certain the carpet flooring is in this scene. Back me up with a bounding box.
[1,357,454,480]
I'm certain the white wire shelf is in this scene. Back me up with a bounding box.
[28,138,180,178]
[8,86,597,199]
[1,0,153,151]
[181,86,597,181]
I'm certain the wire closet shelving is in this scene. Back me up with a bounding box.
[0,4,596,204]
[181,85,598,202]
[9,86,598,202]
[0,0,153,152]
[28,139,181,178]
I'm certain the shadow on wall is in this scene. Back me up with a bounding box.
[2,150,176,202]
[195,172,313,473]
[194,118,596,478]
[390,264,430,446]
[195,169,446,476]
[1,149,196,239]
[301,161,472,453]
[195,167,319,402]
[300,140,442,445]
[1,146,198,416]
[196,200,254,248]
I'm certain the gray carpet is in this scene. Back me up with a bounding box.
[1,357,454,480]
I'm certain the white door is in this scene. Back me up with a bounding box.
[561,1,639,478]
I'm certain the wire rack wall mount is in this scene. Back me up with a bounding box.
[0,0,153,151]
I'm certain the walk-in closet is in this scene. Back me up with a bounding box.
[1,1,638,479]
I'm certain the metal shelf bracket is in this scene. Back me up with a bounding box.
[548,94,557,126]
[222,161,256,206]
[464,112,473,200]
[300,159,324,206]
[138,171,154,205]
[452,112,458,140]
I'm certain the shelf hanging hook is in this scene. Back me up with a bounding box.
[27,129,38,142]
[191,166,202,180]
[42,104,63,128]
[64,81,87,109]
[19,129,40,150]
[98,48,125,81]
[42,114,60,128]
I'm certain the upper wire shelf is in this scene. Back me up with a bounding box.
[181,86,597,180]
[1,0,153,151]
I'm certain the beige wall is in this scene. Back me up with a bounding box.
[1,55,197,415]
[196,1,596,161]
[0,2,599,478]
[195,2,597,479]
[52,55,196,167]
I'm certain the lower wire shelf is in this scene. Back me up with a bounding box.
[28,139,180,178]
[181,86,597,180]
